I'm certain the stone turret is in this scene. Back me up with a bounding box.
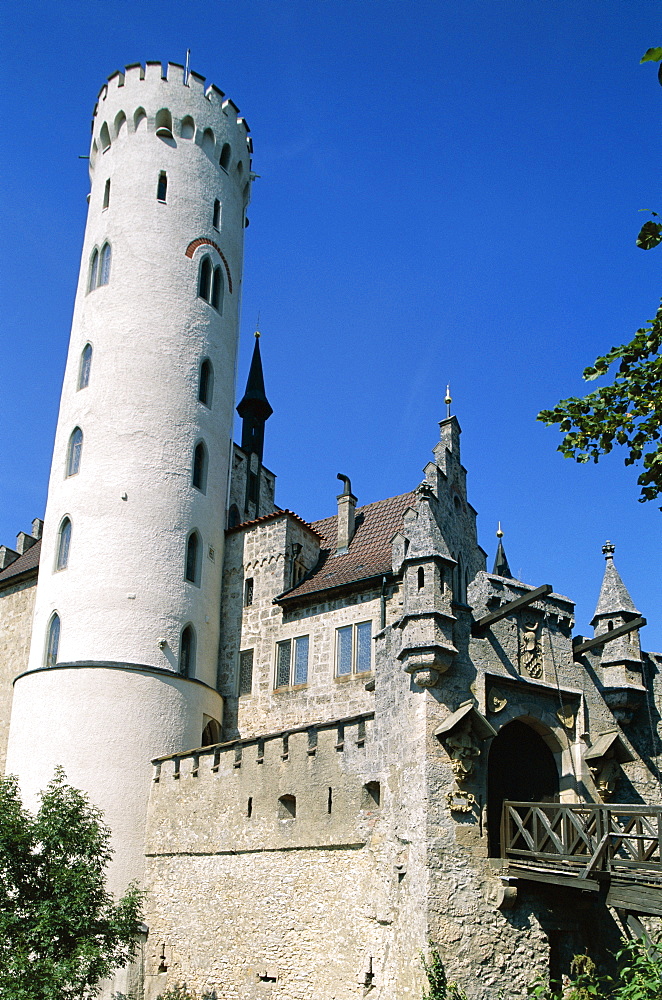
[591,541,645,723]
[6,63,251,909]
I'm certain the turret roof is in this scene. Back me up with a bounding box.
[236,335,273,421]
[492,539,512,579]
[591,541,640,623]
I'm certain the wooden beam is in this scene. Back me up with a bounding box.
[472,584,553,636]
[506,863,600,892]
[573,617,647,659]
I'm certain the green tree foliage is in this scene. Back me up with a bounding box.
[0,768,144,1000]
[537,301,662,506]
[527,936,662,999]
[537,50,662,507]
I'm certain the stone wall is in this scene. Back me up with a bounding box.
[219,516,383,740]
[0,576,36,772]
[144,717,428,999]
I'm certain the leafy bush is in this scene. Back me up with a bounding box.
[527,935,662,1000]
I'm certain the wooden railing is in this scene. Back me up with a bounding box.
[501,801,662,879]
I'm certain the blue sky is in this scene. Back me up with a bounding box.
[0,0,660,649]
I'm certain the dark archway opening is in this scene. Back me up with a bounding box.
[487,719,560,857]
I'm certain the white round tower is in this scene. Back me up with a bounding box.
[6,61,252,892]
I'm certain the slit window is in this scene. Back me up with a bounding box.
[103,178,110,210]
[198,359,214,407]
[275,635,309,689]
[55,518,71,571]
[213,199,220,228]
[244,578,254,607]
[192,441,208,493]
[179,624,195,678]
[198,256,212,302]
[157,172,167,202]
[211,265,223,312]
[99,243,111,286]
[78,344,92,389]
[45,614,60,668]
[336,621,372,676]
[417,567,425,590]
[239,648,254,696]
[185,531,201,585]
[219,143,231,170]
[67,428,83,477]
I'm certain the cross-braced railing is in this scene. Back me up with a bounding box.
[501,801,662,879]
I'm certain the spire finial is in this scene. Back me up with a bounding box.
[444,384,452,419]
[254,329,260,339]
[602,540,615,560]
[496,521,504,539]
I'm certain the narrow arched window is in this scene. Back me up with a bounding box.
[45,614,60,667]
[219,143,231,170]
[88,249,99,292]
[180,624,195,678]
[185,531,200,585]
[198,256,212,302]
[202,128,215,155]
[100,122,111,151]
[134,107,147,131]
[155,108,173,139]
[78,343,92,390]
[56,518,71,571]
[157,171,167,202]
[192,441,208,493]
[67,427,83,477]
[99,243,111,286]
[198,359,214,407]
[103,179,110,210]
[236,160,243,176]
[211,266,223,311]
[213,199,220,228]
[228,504,240,529]
[417,567,425,591]
[181,115,195,139]
[114,111,126,138]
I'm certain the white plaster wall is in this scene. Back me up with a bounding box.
[28,62,251,686]
[6,665,222,894]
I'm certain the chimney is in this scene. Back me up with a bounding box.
[336,474,357,554]
[16,532,38,556]
[32,518,44,539]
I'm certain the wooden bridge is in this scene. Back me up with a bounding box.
[501,801,662,916]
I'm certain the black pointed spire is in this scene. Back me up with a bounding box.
[237,332,273,461]
[492,523,512,578]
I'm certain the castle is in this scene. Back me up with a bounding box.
[1,62,661,1000]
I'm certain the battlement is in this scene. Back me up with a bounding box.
[89,61,253,174]
[146,713,381,856]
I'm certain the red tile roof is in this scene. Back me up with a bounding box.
[277,491,417,604]
[0,538,41,587]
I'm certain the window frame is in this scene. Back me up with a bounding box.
[192,440,208,493]
[238,648,254,697]
[179,624,196,678]
[55,517,72,572]
[98,242,111,286]
[198,358,214,407]
[45,613,61,668]
[66,427,83,478]
[78,343,92,390]
[335,620,373,678]
[185,530,201,586]
[274,634,310,690]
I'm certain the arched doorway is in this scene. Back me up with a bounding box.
[487,719,560,856]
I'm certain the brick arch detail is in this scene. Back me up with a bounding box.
[185,238,233,293]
